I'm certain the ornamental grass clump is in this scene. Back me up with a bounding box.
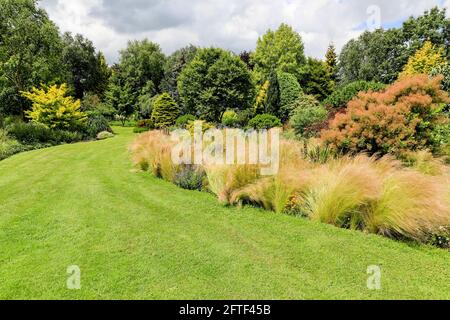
[130,130,176,181]
[130,126,450,247]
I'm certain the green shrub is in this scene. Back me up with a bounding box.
[236,109,254,127]
[278,71,302,121]
[97,131,114,140]
[0,129,26,161]
[290,94,328,138]
[427,227,450,249]
[83,112,112,138]
[8,122,83,145]
[321,75,449,156]
[174,166,206,191]
[151,93,180,128]
[186,121,215,134]
[133,127,150,134]
[175,114,196,128]
[21,84,87,131]
[178,47,255,122]
[80,94,115,120]
[248,114,282,130]
[137,94,158,120]
[430,64,450,93]
[323,80,386,109]
[221,110,240,128]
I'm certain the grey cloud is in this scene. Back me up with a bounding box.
[90,0,196,33]
[40,0,447,64]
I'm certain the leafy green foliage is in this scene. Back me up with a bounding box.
[323,81,386,109]
[0,0,67,116]
[431,64,450,93]
[277,72,302,122]
[252,23,306,83]
[298,58,334,101]
[221,110,240,128]
[151,93,180,128]
[339,7,450,84]
[137,94,158,120]
[178,48,254,122]
[0,128,23,161]
[62,32,111,99]
[83,112,112,138]
[8,121,83,145]
[21,84,87,131]
[265,70,280,117]
[290,94,328,138]
[175,114,196,128]
[248,114,282,129]
[105,69,135,120]
[160,45,198,102]
[106,40,165,114]
[81,93,116,120]
[325,44,338,82]
[400,41,447,78]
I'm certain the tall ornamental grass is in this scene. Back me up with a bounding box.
[130,130,450,246]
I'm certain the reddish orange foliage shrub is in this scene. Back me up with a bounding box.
[321,75,449,155]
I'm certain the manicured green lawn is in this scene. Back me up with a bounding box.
[0,127,449,300]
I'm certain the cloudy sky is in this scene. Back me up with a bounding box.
[40,0,450,64]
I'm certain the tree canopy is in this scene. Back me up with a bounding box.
[252,23,306,84]
[62,33,111,99]
[160,45,198,102]
[338,7,450,85]
[178,48,255,122]
[0,0,66,116]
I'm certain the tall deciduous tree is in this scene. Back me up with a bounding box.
[252,24,306,84]
[402,7,450,59]
[338,28,404,84]
[338,7,450,85]
[0,0,67,116]
[112,40,166,110]
[62,33,111,99]
[105,65,134,120]
[160,45,198,102]
[178,48,255,122]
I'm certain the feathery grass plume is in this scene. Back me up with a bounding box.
[230,167,312,214]
[366,170,450,241]
[204,165,229,199]
[402,150,447,176]
[230,140,313,213]
[279,139,306,168]
[130,130,176,181]
[130,129,450,246]
[303,155,383,228]
[205,165,259,204]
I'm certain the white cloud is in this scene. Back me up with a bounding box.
[40,0,447,64]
